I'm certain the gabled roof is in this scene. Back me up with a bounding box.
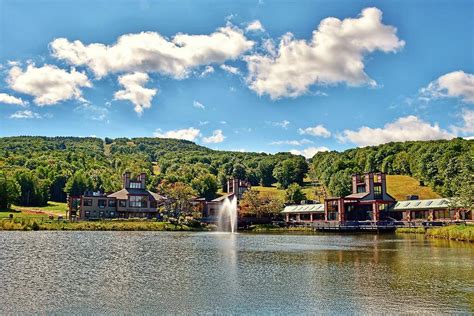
[282,204,325,214]
[345,192,369,199]
[391,198,451,211]
[107,188,165,201]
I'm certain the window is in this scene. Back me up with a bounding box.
[108,199,116,207]
[373,185,382,199]
[110,211,115,217]
[129,181,142,189]
[85,211,90,218]
[98,199,107,208]
[150,200,157,208]
[84,199,93,206]
[129,195,147,208]
[357,185,366,193]
[374,174,381,183]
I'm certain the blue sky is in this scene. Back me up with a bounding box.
[0,0,473,156]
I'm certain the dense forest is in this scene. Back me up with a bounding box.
[0,136,472,209]
[0,136,306,208]
[310,138,473,199]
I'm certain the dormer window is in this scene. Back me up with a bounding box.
[129,181,142,189]
[357,185,366,193]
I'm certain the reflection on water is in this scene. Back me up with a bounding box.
[0,232,472,314]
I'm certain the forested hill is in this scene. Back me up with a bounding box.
[310,138,473,198]
[0,136,301,206]
[0,136,472,208]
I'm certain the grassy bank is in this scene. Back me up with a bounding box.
[0,218,206,231]
[397,225,474,242]
[248,224,314,233]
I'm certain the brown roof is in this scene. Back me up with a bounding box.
[344,192,369,199]
[107,188,165,201]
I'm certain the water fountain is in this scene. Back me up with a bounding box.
[216,196,238,233]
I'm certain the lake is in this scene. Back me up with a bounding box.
[0,231,472,314]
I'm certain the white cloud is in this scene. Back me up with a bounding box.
[9,110,41,119]
[338,115,455,147]
[298,124,331,137]
[7,64,91,106]
[0,93,26,106]
[451,108,474,135]
[290,146,330,159]
[199,120,209,126]
[420,71,474,103]
[202,129,226,143]
[193,100,205,109]
[245,7,404,99]
[246,20,265,33]
[114,72,157,114]
[153,127,201,141]
[75,103,109,121]
[220,120,227,125]
[199,65,215,77]
[269,120,290,129]
[50,25,254,78]
[220,64,240,75]
[270,139,313,146]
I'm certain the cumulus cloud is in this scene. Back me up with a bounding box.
[451,108,474,135]
[338,115,455,147]
[420,71,474,103]
[290,146,330,159]
[114,72,157,114]
[50,25,254,78]
[270,139,313,146]
[199,65,215,77]
[202,129,226,143]
[246,20,265,32]
[153,127,201,141]
[7,64,91,106]
[220,64,240,75]
[245,7,405,99]
[9,110,41,119]
[0,93,26,106]
[193,100,205,109]
[298,124,331,137]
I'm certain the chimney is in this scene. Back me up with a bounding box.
[140,172,146,189]
[123,172,131,189]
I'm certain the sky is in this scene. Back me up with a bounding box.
[0,0,473,157]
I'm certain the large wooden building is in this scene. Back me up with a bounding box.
[69,172,166,219]
[282,172,473,225]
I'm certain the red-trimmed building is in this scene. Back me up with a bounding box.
[282,172,472,224]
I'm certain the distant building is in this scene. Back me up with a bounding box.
[196,178,251,221]
[69,172,166,220]
[282,172,473,224]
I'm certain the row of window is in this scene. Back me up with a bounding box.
[83,197,158,208]
[129,181,143,189]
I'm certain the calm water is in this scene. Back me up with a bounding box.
[0,232,472,314]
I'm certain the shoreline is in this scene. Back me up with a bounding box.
[1,219,473,242]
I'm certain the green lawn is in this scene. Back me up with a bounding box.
[0,202,68,219]
[386,175,441,201]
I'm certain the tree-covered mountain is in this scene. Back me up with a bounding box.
[0,136,301,207]
[0,136,472,209]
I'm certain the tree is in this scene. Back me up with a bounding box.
[14,170,49,206]
[158,181,196,217]
[273,157,308,189]
[232,163,246,180]
[239,190,284,218]
[65,172,90,196]
[0,172,20,209]
[285,183,306,204]
[191,173,218,200]
[257,160,275,186]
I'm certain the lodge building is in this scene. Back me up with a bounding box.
[282,172,473,225]
[69,172,166,219]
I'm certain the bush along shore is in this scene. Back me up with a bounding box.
[396,224,474,242]
[0,218,209,232]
